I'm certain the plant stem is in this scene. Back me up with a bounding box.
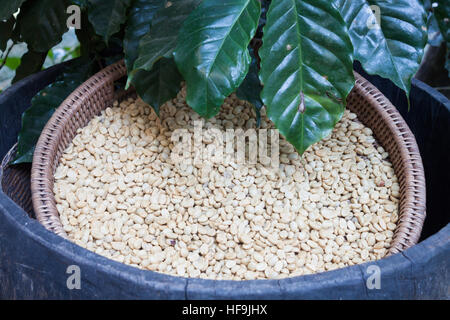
[0,43,14,70]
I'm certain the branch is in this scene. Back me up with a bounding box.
[0,44,14,70]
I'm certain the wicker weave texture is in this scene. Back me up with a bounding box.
[0,143,34,218]
[31,60,426,255]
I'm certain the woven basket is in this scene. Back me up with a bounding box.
[1,143,35,218]
[30,60,426,255]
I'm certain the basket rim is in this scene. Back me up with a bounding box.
[30,60,426,258]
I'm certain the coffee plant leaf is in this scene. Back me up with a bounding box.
[13,60,94,164]
[334,0,428,96]
[0,0,26,21]
[434,0,450,75]
[72,0,88,9]
[236,48,263,124]
[0,17,15,52]
[87,0,131,43]
[131,58,183,115]
[123,0,163,71]
[132,0,202,74]
[16,0,70,53]
[174,0,261,119]
[423,0,443,47]
[12,50,47,83]
[259,0,354,155]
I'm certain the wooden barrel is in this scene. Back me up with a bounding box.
[0,61,448,299]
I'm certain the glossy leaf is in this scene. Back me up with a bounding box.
[0,17,15,52]
[434,0,450,75]
[13,60,93,164]
[16,0,69,53]
[123,0,163,71]
[259,0,354,155]
[255,0,271,40]
[427,13,444,47]
[0,0,26,20]
[12,50,47,83]
[334,0,428,96]
[75,11,102,58]
[87,0,131,43]
[236,48,262,124]
[174,0,261,119]
[72,0,88,8]
[132,58,183,115]
[423,0,443,47]
[132,0,202,73]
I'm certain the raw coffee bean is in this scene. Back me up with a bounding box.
[54,87,400,280]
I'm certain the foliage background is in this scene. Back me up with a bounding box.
[0,29,80,92]
[0,0,448,164]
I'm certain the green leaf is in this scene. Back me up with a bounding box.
[236,48,262,124]
[435,0,450,75]
[13,60,94,164]
[132,0,202,73]
[132,58,183,115]
[87,0,132,43]
[72,0,88,9]
[174,0,261,119]
[124,0,163,71]
[259,0,354,155]
[334,0,427,97]
[76,11,101,58]
[0,17,15,52]
[12,82,77,164]
[12,50,47,83]
[427,13,444,47]
[17,0,67,52]
[16,0,69,53]
[1,57,21,70]
[0,0,26,20]
[423,0,443,47]
[256,0,271,39]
